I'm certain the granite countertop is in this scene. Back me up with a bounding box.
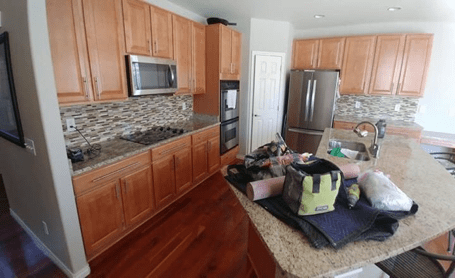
[334,115,423,130]
[70,118,220,177]
[421,130,455,148]
[228,128,455,278]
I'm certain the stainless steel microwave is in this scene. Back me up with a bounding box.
[127,55,178,96]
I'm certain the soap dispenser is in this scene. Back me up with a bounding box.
[376,119,387,138]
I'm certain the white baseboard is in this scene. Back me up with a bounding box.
[9,208,91,278]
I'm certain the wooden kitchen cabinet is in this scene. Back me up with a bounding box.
[48,0,127,104]
[340,36,377,95]
[217,24,242,80]
[397,34,433,97]
[122,0,151,56]
[369,35,406,95]
[46,0,93,104]
[333,120,422,140]
[369,34,433,97]
[292,39,319,69]
[192,126,221,184]
[192,22,206,95]
[150,6,173,59]
[292,37,345,70]
[121,166,155,226]
[76,180,124,259]
[152,136,192,207]
[173,15,193,94]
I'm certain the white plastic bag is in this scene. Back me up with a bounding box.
[357,170,413,211]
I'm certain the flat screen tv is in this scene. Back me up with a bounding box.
[0,31,25,148]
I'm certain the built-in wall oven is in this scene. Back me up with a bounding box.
[220,81,239,154]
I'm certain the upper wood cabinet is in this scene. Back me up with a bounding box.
[215,24,242,80]
[369,35,406,95]
[292,37,345,70]
[369,34,433,97]
[397,34,433,97]
[82,0,128,101]
[150,6,173,59]
[122,0,151,56]
[192,22,206,95]
[292,39,319,69]
[340,36,377,95]
[173,15,193,94]
[47,0,93,104]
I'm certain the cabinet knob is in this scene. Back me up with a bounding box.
[115,184,120,200]
[94,77,100,98]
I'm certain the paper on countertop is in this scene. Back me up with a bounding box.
[340,148,359,159]
[226,89,237,109]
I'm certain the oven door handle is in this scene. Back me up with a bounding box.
[168,65,175,87]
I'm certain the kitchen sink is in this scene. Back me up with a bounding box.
[327,140,370,161]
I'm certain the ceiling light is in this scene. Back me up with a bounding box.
[387,7,402,11]
[314,15,325,19]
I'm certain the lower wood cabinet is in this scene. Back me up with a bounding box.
[192,126,221,184]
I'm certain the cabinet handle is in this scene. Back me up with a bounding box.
[230,63,233,73]
[390,82,394,93]
[83,77,89,99]
[148,40,151,54]
[397,83,401,94]
[115,184,120,200]
[94,77,100,98]
[208,141,211,152]
[154,40,158,53]
[175,157,180,167]
[232,63,235,73]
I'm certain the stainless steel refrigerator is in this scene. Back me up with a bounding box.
[285,70,339,154]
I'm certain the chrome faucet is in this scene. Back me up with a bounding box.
[353,121,380,158]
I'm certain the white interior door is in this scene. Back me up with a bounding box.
[251,54,283,151]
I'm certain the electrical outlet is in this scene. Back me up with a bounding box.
[355,101,361,109]
[394,104,401,112]
[418,104,426,114]
[66,118,76,132]
[42,221,49,235]
[182,102,187,110]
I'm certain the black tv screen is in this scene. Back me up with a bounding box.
[0,31,25,148]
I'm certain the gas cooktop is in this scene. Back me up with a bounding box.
[121,126,189,145]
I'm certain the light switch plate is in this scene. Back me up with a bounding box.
[182,103,187,110]
[355,101,361,109]
[394,104,401,112]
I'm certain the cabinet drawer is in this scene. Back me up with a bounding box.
[152,135,191,161]
[192,126,220,145]
[72,151,151,196]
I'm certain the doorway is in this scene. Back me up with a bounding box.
[250,52,286,152]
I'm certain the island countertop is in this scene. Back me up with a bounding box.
[228,128,455,278]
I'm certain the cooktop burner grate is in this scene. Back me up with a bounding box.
[121,126,189,145]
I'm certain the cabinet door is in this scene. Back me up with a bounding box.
[121,166,154,226]
[317,37,345,69]
[192,22,206,95]
[340,36,377,95]
[173,15,192,94]
[231,30,242,78]
[153,155,176,208]
[47,0,93,104]
[175,147,193,194]
[220,26,232,77]
[207,136,221,174]
[122,0,151,56]
[397,34,433,97]
[292,39,319,69]
[192,142,208,184]
[369,35,406,95]
[76,180,124,257]
[150,6,173,59]
[83,0,128,101]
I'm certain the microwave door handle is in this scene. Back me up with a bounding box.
[168,65,175,87]
[134,64,140,90]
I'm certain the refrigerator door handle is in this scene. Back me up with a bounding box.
[288,128,323,136]
[309,80,317,121]
[304,80,311,121]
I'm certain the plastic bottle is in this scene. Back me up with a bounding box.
[376,119,387,138]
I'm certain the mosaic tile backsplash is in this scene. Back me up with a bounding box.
[60,95,193,148]
[335,95,419,122]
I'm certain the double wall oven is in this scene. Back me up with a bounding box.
[220,81,239,154]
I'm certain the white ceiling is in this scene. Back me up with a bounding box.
[168,0,455,29]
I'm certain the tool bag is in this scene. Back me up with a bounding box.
[282,159,342,216]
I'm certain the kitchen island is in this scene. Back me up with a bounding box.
[228,128,455,277]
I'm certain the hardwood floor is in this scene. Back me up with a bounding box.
[88,171,251,278]
[0,175,66,278]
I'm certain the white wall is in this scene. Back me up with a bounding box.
[145,0,206,24]
[238,18,294,155]
[0,0,88,276]
[295,22,455,134]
